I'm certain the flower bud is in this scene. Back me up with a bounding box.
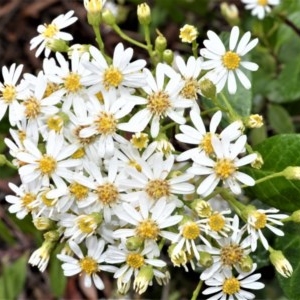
[46,39,69,53]
[220,2,240,26]
[179,24,198,43]
[155,133,175,156]
[44,230,60,242]
[163,49,174,65]
[199,78,216,99]
[192,199,213,218]
[155,33,167,53]
[269,249,293,278]
[245,114,264,128]
[290,210,300,222]
[102,8,116,26]
[137,3,151,25]
[33,217,55,231]
[239,255,253,273]
[168,244,188,267]
[199,251,213,268]
[126,236,144,251]
[251,152,264,169]
[282,166,300,180]
[134,265,154,294]
[84,0,104,26]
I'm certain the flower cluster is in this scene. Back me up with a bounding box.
[1,1,292,299]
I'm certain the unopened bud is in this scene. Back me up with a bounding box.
[102,8,116,26]
[84,0,104,26]
[46,39,69,53]
[245,114,264,128]
[269,249,293,278]
[155,33,167,53]
[282,166,300,180]
[220,2,240,26]
[44,230,60,242]
[137,3,151,25]
[33,217,55,231]
[192,199,213,217]
[251,152,264,169]
[134,265,154,294]
[163,49,174,65]
[126,236,144,251]
[199,78,216,99]
[199,251,213,268]
[290,210,300,222]
[239,255,253,273]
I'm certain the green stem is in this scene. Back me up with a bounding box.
[211,95,229,113]
[219,188,246,217]
[254,171,284,185]
[191,279,203,300]
[6,160,17,170]
[112,24,148,50]
[92,25,105,53]
[143,24,156,63]
[192,40,198,58]
[219,92,237,120]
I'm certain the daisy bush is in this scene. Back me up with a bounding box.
[1,0,300,299]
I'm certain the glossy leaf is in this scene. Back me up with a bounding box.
[245,134,300,211]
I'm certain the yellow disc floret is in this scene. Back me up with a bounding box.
[103,66,123,89]
[214,158,236,180]
[1,85,16,103]
[222,51,240,70]
[79,256,98,275]
[38,155,57,175]
[145,179,170,200]
[182,221,200,240]
[126,253,145,269]
[147,91,171,116]
[136,219,160,240]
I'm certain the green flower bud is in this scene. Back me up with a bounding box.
[43,230,60,242]
[163,49,174,65]
[0,154,7,166]
[33,217,55,231]
[199,78,216,99]
[126,236,144,251]
[137,3,151,26]
[102,8,116,26]
[199,251,213,268]
[155,33,167,53]
[46,39,69,53]
[238,255,253,273]
[282,166,300,180]
[251,152,264,169]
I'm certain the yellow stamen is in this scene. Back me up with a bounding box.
[136,219,160,240]
[222,51,240,70]
[182,221,200,240]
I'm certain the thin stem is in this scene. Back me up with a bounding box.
[219,189,246,217]
[112,24,148,50]
[254,171,284,185]
[219,92,237,120]
[191,279,203,300]
[92,25,105,53]
[143,24,156,63]
[192,40,198,58]
[277,13,300,38]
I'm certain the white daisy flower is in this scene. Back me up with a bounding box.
[16,131,81,189]
[174,55,202,112]
[245,207,288,251]
[105,243,166,288]
[30,10,77,58]
[57,236,116,290]
[118,63,193,138]
[241,0,280,20]
[0,63,25,125]
[6,181,40,219]
[82,42,147,95]
[188,135,257,196]
[113,198,182,256]
[200,215,251,281]
[78,89,140,158]
[119,152,194,206]
[175,110,242,162]
[44,51,93,118]
[200,26,259,94]
[202,264,265,300]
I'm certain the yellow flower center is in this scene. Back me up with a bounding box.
[71,147,86,159]
[221,244,243,266]
[222,277,240,295]
[77,215,97,234]
[147,91,171,116]
[208,213,225,232]
[182,221,200,240]
[179,25,198,43]
[24,96,41,119]
[38,155,57,175]
[103,66,123,89]
[195,201,212,218]
[200,133,214,155]
[130,133,149,150]
[181,78,199,99]
[96,183,119,205]
[74,125,97,145]
[79,257,98,275]
[95,111,117,135]
[64,72,82,93]
[21,193,36,209]
[1,85,16,103]
[222,51,241,70]
[252,211,267,229]
[47,115,64,132]
[69,182,89,201]
[128,160,142,172]
[257,0,268,6]
[136,219,160,240]
[214,158,236,180]
[126,253,145,269]
[41,192,56,207]
[44,82,60,97]
[145,179,170,200]
[42,23,58,38]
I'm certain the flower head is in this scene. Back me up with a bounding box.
[241,0,280,19]
[200,26,259,94]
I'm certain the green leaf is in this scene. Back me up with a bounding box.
[0,219,15,245]
[245,134,300,211]
[49,246,67,297]
[275,223,300,300]
[267,104,295,134]
[0,253,28,299]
